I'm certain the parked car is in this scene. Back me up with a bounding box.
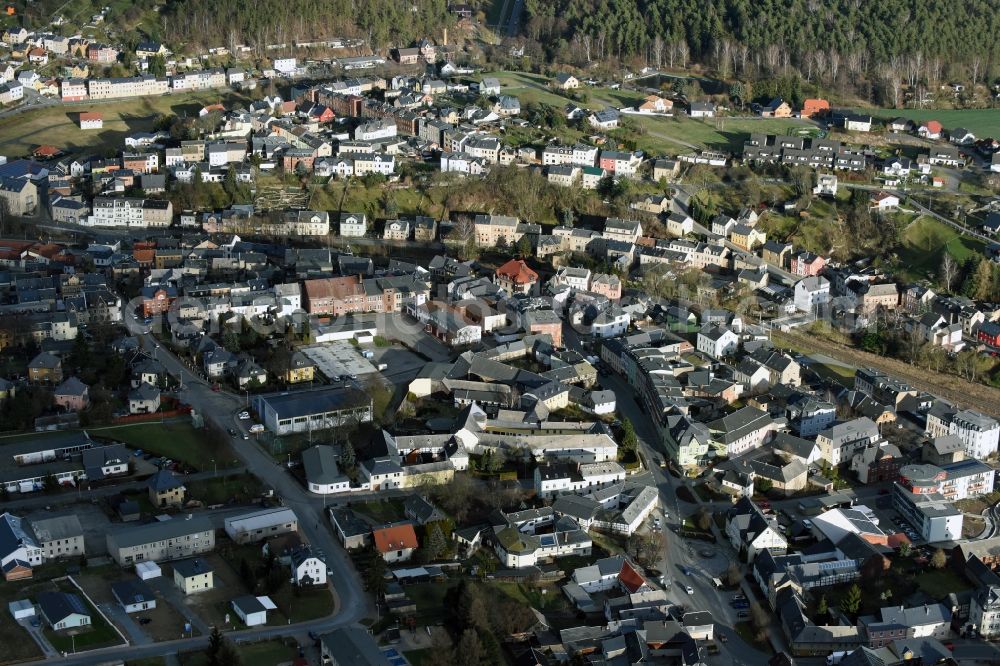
[737,611,749,619]
[238,411,250,420]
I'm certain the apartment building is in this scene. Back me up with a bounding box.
[88,197,173,228]
[87,76,169,100]
[106,516,216,565]
[925,402,999,459]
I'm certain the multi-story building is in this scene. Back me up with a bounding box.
[106,516,216,565]
[891,483,962,543]
[816,418,881,466]
[925,402,999,460]
[898,459,995,501]
[87,75,169,100]
[88,197,172,228]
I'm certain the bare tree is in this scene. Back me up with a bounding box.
[829,50,841,82]
[651,35,663,70]
[764,44,781,74]
[971,55,983,87]
[581,34,592,63]
[940,253,959,292]
[678,41,689,69]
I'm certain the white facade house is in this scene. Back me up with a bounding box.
[925,405,999,460]
[273,58,297,74]
[696,324,739,358]
[339,212,367,237]
[290,548,327,586]
[793,276,830,312]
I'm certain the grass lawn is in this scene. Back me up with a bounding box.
[405,649,434,666]
[405,580,460,624]
[237,639,298,663]
[491,581,570,613]
[859,108,1000,138]
[913,568,971,599]
[353,499,406,524]
[897,215,988,281]
[807,362,857,387]
[270,584,334,623]
[91,421,234,472]
[0,89,251,159]
[485,70,813,154]
[45,602,123,653]
[186,473,264,505]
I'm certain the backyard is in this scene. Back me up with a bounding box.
[91,421,236,472]
[859,107,1000,138]
[0,90,251,158]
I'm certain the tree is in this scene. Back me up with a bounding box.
[817,594,828,617]
[940,253,959,292]
[620,417,638,452]
[842,583,862,615]
[239,558,254,591]
[206,626,224,665]
[898,541,911,557]
[516,234,532,258]
[340,439,357,472]
[724,563,742,586]
[455,629,485,666]
[729,81,749,108]
[969,258,997,301]
[694,507,712,531]
[930,548,947,569]
[424,523,447,561]
[561,208,575,228]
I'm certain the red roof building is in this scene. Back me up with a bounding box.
[618,560,650,594]
[372,524,419,563]
[494,259,539,295]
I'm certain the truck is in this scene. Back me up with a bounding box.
[826,652,848,665]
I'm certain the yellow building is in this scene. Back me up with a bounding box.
[284,352,315,384]
[173,558,213,595]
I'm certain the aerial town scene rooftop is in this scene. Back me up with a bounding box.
[0,1,997,666]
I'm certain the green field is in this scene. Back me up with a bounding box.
[897,215,988,280]
[91,421,234,472]
[486,71,814,154]
[0,89,250,159]
[860,107,1000,138]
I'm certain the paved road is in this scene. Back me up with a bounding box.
[28,314,373,665]
[562,325,770,665]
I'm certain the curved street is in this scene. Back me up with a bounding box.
[29,316,373,666]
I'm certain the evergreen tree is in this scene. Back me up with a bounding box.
[517,234,532,258]
[455,629,485,666]
[206,626,224,665]
[843,584,862,615]
[340,440,356,471]
[424,523,447,561]
[620,418,638,451]
[817,594,828,616]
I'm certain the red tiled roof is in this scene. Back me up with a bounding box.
[923,120,943,134]
[618,560,647,594]
[495,259,538,285]
[373,524,418,553]
[79,112,102,121]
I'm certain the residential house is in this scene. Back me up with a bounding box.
[147,470,186,508]
[37,592,90,630]
[112,579,157,614]
[373,523,419,563]
[172,558,214,594]
[726,497,787,562]
[53,377,89,411]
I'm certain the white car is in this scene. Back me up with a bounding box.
[238,411,250,420]
[685,585,694,595]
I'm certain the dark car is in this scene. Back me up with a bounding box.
[138,617,152,625]
[737,611,749,619]
[731,600,750,609]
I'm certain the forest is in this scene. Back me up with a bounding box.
[523,0,1000,81]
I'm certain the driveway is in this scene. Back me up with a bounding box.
[98,601,152,646]
[18,618,58,658]
[147,577,211,637]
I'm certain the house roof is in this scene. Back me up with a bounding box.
[372,523,418,553]
[112,579,155,606]
[28,514,82,543]
[618,559,647,593]
[496,259,538,285]
[54,376,88,396]
[173,557,212,578]
[37,591,89,623]
[147,469,184,493]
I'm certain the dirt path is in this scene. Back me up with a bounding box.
[774,331,1000,418]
